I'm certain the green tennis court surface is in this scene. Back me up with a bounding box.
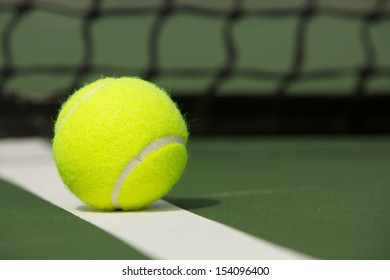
[1,0,390,262]
[1,137,389,259]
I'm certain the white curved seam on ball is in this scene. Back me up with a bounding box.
[57,80,114,130]
[111,135,186,209]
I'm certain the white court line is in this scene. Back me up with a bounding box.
[0,138,311,260]
[207,187,318,198]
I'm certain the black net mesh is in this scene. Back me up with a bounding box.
[0,0,390,136]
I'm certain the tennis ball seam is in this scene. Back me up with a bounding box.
[57,79,114,130]
[110,135,185,209]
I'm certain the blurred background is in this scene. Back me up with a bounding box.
[1,0,390,260]
[0,0,390,137]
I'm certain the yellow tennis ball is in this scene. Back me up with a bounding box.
[52,77,188,211]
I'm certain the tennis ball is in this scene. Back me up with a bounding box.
[52,77,188,211]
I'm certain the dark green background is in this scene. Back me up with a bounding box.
[0,0,389,99]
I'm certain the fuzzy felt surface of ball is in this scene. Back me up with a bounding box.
[52,77,188,211]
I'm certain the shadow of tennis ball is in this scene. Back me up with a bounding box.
[166,197,220,210]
